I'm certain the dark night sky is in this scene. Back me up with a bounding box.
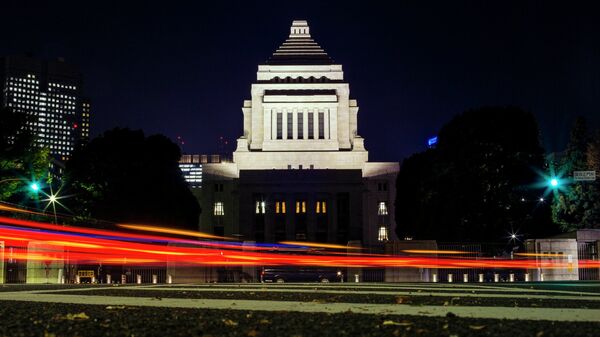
[2,1,599,161]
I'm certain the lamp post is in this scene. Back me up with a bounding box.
[0,178,42,195]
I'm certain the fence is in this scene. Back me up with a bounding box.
[578,242,599,280]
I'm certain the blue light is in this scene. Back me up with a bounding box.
[428,136,438,147]
[30,183,40,192]
[550,178,558,187]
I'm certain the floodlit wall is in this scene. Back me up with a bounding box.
[525,239,579,281]
[166,243,218,283]
[385,240,438,282]
[26,241,65,284]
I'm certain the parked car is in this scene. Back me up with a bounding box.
[261,266,343,283]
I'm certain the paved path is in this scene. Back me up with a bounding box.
[1,282,599,322]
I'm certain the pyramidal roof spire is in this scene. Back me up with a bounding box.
[290,20,310,38]
[266,20,334,65]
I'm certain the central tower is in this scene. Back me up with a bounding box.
[233,20,368,171]
[199,20,399,249]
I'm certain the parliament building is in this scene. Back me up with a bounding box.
[198,20,399,247]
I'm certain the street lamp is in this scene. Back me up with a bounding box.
[30,182,40,192]
[0,178,42,195]
[549,178,559,188]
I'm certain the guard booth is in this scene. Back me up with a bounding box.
[77,270,95,283]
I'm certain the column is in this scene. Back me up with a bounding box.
[312,109,319,140]
[329,107,338,141]
[292,108,298,139]
[324,108,330,139]
[282,109,288,140]
[271,109,277,140]
[263,109,273,140]
[303,108,309,140]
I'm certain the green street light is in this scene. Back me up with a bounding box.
[30,183,40,192]
[549,178,559,188]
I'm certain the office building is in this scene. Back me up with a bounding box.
[0,55,91,161]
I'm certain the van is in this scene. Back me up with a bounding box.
[261,266,343,283]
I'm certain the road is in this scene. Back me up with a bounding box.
[0,282,599,336]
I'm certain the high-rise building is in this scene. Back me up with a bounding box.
[0,55,91,161]
[79,98,92,145]
[179,154,225,189]
[198,21,399,246]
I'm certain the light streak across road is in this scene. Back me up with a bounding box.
[0,215,598,270]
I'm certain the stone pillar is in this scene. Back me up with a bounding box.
[303,108,309,140]
[330,107,338,141]
[282,109,288,140]
[264,108,272,141]
[292,108,298,139]
[271,109,277,140]
[324,108,330,139]
[250,87,264,149]
[312,109,319,140]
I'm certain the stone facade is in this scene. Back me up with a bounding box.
[198,20,399,246]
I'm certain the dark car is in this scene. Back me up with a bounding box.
[261,266,343,283]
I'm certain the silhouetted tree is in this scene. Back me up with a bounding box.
[552,117,600,230]
[588,131,600,173]
[65,128,200,229]
[396,106,554,242]
[0,107,50,201]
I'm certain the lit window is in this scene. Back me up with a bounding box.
[213,202,224,216]
[255,201,266,214]
[316,201,327,214]
[378,201,388,215]
[275,201,286,214]
[378,226,389,242]
[296,201,306,214]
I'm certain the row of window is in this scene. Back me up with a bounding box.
[276,112,325,140]
[212,202,390,242]
[49,82,77,90]
[211,201,389,216]
[9,91,76,102]
[213,200,331,216]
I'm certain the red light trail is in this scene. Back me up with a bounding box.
[0,215,598,270]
